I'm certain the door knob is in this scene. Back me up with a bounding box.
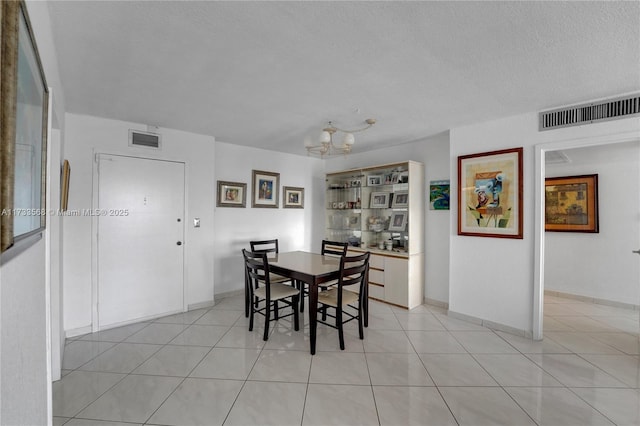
[177,241,182,246]
[633,249,640,255]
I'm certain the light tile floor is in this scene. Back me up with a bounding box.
[53,294,640,426]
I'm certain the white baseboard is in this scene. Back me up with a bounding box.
[545,289,639,311]
[424,298,449,310]
[214,289,244,300]
[447,310,532,338]
[188,300,215,310]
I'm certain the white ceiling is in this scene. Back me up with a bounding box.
[47,1,640,157]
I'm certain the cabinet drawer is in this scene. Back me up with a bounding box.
[369,254,384,270]
[368,269,384,285]
[368,283,385,300]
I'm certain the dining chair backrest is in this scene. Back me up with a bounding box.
[337,251,370,295]
[321,240,348,257]
[242,249,271,293]
[250,239,279,254]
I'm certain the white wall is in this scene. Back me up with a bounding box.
[213,142,324,295]
[63,114,216,333]
[1,2,66,425]
[545,142,640,305]
[450,112,640,334]
[324,132,451,305]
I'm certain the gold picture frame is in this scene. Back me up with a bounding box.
[217,180,247,208]
[545,174,599,233]
[283,186,304,208]
[251,170,279,208]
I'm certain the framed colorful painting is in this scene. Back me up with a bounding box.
[252,170,279,208]
[458,147,523,238]
[545,174,598,233]
[429,180,450,210]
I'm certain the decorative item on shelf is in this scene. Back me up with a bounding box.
[370,191,390,208]
[305,118,376,157]
[368,216,387,232]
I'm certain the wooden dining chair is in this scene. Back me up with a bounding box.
[321,240,349,257]
[242,249,300,340]
[245,239,294,317]
[316,251,370,350]
[299,240,349,313]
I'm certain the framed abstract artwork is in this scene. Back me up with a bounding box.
[252,170,279,208]
[545,174,598,233]
[458,147,523,239]
[429,180,450,210]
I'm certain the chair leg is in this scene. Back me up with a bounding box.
[337,305,345,350]
[358,303,364,340]
[322,304,327,321]
[263,300,271,341]
[274,301,279,320]
[249,296,256,331]
[293,294,300,331]
[244,281,250,318]
[299,281,305,312]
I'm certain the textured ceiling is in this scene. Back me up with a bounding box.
[47,1,640,157]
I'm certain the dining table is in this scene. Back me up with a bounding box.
[266,250,369,355]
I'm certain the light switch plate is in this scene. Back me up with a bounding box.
[194,218,200,228]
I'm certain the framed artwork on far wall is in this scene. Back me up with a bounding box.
[252,170,280,208]
[217,180,246,208]
[545,174,599,233]
[458,147,523,239]
[283,186,304,208]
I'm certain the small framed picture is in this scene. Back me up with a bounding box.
[252,170,280,208]
[388,211,408,231]
[217,180,246,208]
[391,191,409,208]
[391,172,400,184]
[350,178,362,187]
[370,191,390,208]
[367,175,383,186]
[283,186,304,208]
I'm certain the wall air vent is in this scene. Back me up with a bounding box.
[129,129,161,149]
[539,94,640,131]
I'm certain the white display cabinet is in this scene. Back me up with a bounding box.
[325,161,424,309]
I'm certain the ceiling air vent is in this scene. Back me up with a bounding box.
[129,129,161,149]
[539,94,640,131]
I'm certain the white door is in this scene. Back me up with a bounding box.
[97,154,185,328]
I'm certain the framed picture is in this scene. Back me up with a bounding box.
[545,174,599,233]
[458,147,523,239]
[217,180,246,208]
[252,170,280,208]
[367,175,382,186]
[1,1,49,251]
[283,186,304,208]
[388,211,408,231]
[370,192,390,208]
[429,180,450,210]
[391,191,409,208]
[350,178,362,188]
[61,160,71,211]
